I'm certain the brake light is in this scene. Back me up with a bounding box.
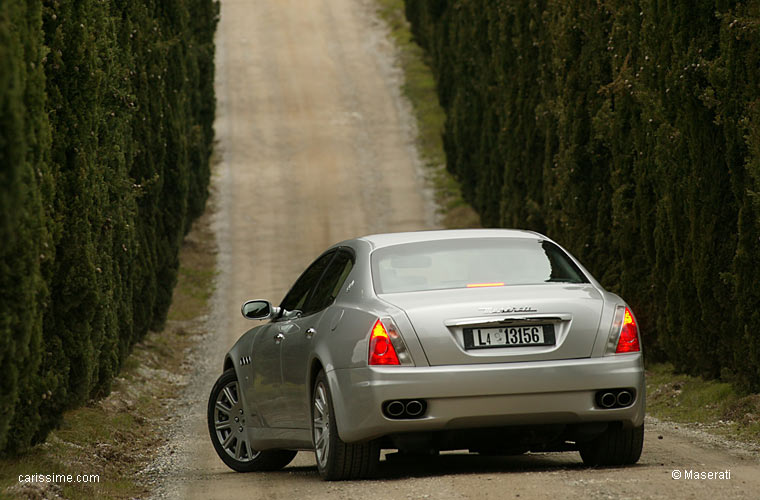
[369,319,400,365]
[615,307,640,353]
[466,282,505,288]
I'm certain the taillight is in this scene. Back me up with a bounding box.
[368,318,414,366]
[607,306,641,354]
[369,319,399,365]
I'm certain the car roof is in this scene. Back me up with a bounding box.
[357,229,544,250]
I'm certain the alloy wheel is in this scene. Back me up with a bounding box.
[213,380,259,462]
[313,381,330,468]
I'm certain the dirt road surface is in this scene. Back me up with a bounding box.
[147,0,760,498]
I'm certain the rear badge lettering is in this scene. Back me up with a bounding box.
[478,306,537,314]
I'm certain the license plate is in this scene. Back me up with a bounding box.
[463,324,556,350]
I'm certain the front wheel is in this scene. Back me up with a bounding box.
[207,369,296,472]
[579,422,644,466]
[312,370,379,480]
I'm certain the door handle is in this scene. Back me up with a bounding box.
[305,327,316,339]
[273,332,284,344]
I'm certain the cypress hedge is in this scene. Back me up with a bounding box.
[0,0,219,454]
[405,0,760,390]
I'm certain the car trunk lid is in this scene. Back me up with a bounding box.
[380,284,604,366]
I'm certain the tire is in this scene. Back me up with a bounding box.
[208,369,297,472]
[312,370,379,480]
[579,422,644,466]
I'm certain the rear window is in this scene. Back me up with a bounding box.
[371,238,588,294]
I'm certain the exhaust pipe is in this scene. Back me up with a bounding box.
[386,400,405,418]
[600,392,617,408]
[616,390,633,407]
[405,400,424,417]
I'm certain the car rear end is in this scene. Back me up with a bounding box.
[328,231,644,457]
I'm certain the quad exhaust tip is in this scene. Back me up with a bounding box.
[616,390,633,407]
[383,399,427,419]
[595,389,636,409]
[600,392,617,408]
[386,400,405,418]
[405,400,424,417]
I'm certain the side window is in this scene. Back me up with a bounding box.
[303,249,355,315]
[280,251,336,313]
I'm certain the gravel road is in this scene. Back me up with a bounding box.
[147,0,760,498]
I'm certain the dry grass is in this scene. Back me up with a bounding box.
[646,362,760,445]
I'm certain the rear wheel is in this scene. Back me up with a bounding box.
[579,423,644,466]
[208,369,297,472]
[312,370,379,480]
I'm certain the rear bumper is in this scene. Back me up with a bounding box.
[327,354,645,443]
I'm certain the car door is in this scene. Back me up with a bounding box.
[279,249,356,429]
[252,250,337,428]
[247,321,284,428]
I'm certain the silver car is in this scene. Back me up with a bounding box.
[207,229,645,480]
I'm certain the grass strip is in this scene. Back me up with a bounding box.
[374,0,481,229]
[646,362,760,444]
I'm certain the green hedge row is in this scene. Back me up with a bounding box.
[405,0,760,390]
[0,0,219,454]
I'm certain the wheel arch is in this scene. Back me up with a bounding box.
[223,355,235,373]
[308,357,325,403]
[309,356,363,444]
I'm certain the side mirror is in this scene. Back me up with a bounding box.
[241,300,279,320]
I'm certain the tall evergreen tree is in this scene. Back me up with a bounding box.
[0,0,219,454]
[405,0,760,389]
[0,0,53,452]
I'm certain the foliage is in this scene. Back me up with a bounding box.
[405,0,760,389]
[0,0,219,454]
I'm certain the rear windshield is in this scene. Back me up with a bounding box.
[371,238,588,294]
